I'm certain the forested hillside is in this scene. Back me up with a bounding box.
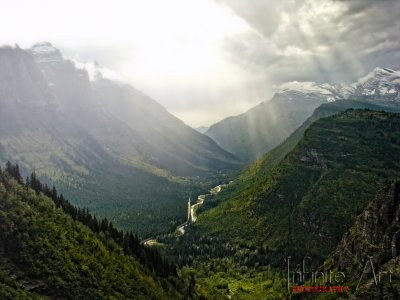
[163,109,400,298]
[219,99,400,185]
[199,109,400,264]
[0,163,203,299]
[321,180,400,299]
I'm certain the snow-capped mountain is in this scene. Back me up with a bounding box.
[274,81,349,102]
[28,43,92,112]
[29,42,64,63]
[352,67,400,100]
[206,67,400,162]
[30,42,123,82]
[274,67,400,103]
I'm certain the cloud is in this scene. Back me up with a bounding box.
[216,0,303,37]
[217,0,400,85]
[0,0,399,126]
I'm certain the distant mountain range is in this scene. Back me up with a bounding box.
[205,67,400,162]
[0,42,241,236]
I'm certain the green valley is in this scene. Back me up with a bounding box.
[1,0,400,297]
[163,108,400,298]
[0,44,240,238]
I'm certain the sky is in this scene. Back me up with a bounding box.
[0,0,399,127]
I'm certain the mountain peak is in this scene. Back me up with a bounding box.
[374,66,395,74]
[273,81,342,102]
[352,67,400,99]
[356,66,396,84]
[30,41,58,53]
[272,67,400,103]
[29,42,63,63]
[275,81,332,95]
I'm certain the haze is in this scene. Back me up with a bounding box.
[1,0,399,127]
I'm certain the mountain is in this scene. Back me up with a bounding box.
[0,43,241,237]
[162,102,400,298]
[168,108,400,293]
[352,67,400,101]
[27,42,240,176]
[323,180,400,299]
[205,67,400,162]
[251,99,400,176]
[0,166,195,299]
[205,92,328,162]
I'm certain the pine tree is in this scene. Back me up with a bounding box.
[14,163,22,183]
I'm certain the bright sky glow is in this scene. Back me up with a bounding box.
[0,0,399,127]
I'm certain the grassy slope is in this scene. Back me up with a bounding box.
[195,109,400,267]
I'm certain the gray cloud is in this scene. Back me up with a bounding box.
[218,0,400,85]
[216,0,302,37]
[2,0,398,127]
[335,0,395,16]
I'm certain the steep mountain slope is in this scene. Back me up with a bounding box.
[176,109,400,272]
[0,169,187,299]
[27,42,240,176]
[322,181,400,299]
[205,67,400,162]
[205,91,327,161]
[250,99,400,177]
[89,78,239,175]
[0,43,240,237]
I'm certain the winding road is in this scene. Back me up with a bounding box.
[143,184,224,246]
[175,184,222,235]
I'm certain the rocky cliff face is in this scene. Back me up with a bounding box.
[326,180,400,298]
[331,181,400,271]
[29,42,93,112]
[0,46,52,109]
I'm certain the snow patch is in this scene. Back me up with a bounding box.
[274,81,333,95]
[29,42,64,63]
[73,58,124,82]
[274,66,400,102]
[30,42,59,55]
